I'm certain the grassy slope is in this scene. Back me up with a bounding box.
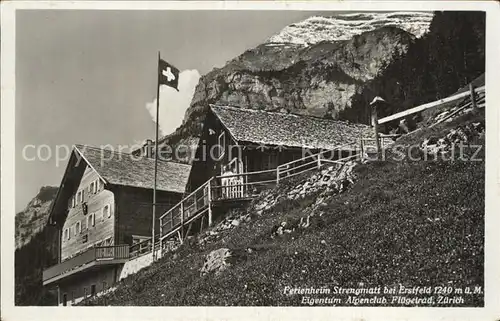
[87,113,484,307]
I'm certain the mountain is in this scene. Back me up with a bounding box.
[15,186,59,305]
[340,11,485,125]
[15,186,58,249]
[86,106,485,306]
[158,13,433,159]
[267,12,433,45]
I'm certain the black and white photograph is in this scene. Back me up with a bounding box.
[1,1,499,320]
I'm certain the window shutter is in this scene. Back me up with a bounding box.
[91,213,95,226]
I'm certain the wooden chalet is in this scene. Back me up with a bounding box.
[158,105,372,246]
[187,105,373,192]
[44,145,190,306]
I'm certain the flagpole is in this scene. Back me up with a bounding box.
[152,51,160,261]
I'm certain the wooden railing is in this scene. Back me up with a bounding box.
[367,85,485,160]
[43,245,129,283]
[129,236,161,258]
[360,134,399,157]
[159,178,214,238]
[158,146,361,243]
[276,144,358,182]
[212,168,278,200]
[377,85,485,125]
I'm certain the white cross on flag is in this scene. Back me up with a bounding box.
[159,59,180,91]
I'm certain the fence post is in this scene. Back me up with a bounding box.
[360,138,364,161]
[207,180,213,227]
[469,83,477,109]
[370,100,382,160]
[159,217,162,247]
[317,152,322,169]
[180,202,184,240]
[276,167,280,185]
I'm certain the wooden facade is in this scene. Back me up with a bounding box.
[113,185,182,244]
[187,110,344,193]
[60,166,115,262]
[45,145,190,306]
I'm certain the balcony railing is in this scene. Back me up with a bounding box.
[43,245,129,283]
[129,236,161,258]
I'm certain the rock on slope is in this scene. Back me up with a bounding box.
[159,13,433,160]
[15,186,58,249]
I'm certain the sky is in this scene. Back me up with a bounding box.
[15,9,342,212]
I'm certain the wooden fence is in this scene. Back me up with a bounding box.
[368,84,485,159]
[158,145,361,245]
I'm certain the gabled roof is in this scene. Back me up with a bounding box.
[74,145,191,193]
[48,145,191,225]
[210,105,373,150]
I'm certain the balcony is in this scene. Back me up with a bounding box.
[43,245,130,286]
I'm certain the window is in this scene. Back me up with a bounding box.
[91,284,96,296]
[103,205,111,219]
[94,179,100,193]
[64,228,69,240]
[77,189,85,203]
[87,213,95,228]
[82,234,88,243]
[74,222,81,235]
[69,196,75,208]
[216,132,226,159]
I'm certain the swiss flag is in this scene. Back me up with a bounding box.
[159,59,180,91]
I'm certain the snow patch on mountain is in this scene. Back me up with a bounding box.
[267,12,434,46]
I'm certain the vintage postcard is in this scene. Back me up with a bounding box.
[1,1,499,320]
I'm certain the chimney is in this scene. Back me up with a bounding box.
[145,139,153,158]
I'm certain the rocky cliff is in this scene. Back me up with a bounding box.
[15,186,58,249]
[267,12,433,45]
[160,13,433,158]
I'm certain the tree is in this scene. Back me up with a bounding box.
[341,11,485,123]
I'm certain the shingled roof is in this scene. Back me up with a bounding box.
[75,145,191,194]
[210,105,373,150]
